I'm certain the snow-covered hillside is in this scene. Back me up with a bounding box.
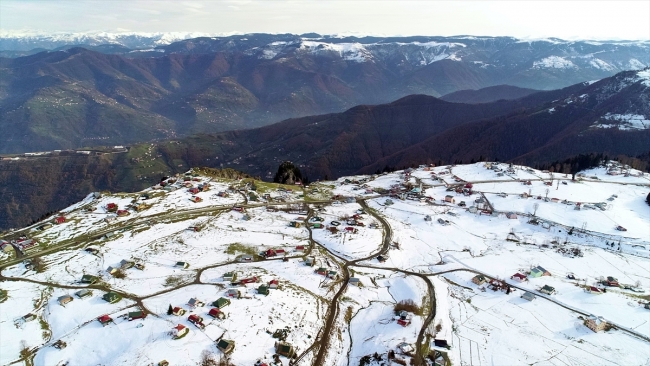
[1,162,649,366]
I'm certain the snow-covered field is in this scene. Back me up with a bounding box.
[1,162,648,365]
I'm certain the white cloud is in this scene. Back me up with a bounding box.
[0,0,648,40]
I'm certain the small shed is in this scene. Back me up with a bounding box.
[258,285,270,296]
[506,212,518,219]
[521,292,536,301]
[275,341,295,357]
[54,216,66,225]
[175,262,189,269]
[226,289,241,298]
[444,195,455,204]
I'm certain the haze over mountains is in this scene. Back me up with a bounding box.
[1,68,648,231]
[1,34,649,154]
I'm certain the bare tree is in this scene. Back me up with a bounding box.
[533,203,539,216]
[545,188,550,199]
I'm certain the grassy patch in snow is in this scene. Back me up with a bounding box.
[224,242,259,257]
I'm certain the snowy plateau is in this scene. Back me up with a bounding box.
[1,162,649,366]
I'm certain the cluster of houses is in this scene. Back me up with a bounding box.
[56,290,122,307]
[1,238,38,255]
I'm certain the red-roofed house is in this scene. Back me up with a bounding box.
[510,273,527,282]
[269,279,279,289]
[295,245,305,252]
[172,307,186,316]
[208,308,225,319]
[173,324,188,338]
[98,314,113,327]
[54,216,66,224]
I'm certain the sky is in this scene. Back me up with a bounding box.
[1,0,649,40]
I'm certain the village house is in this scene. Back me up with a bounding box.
[190,196,202,203]
[128,310,146,321]
[275,342,295,358]
[106,203,118,212]
[102,292,122,304]
[304,257,315,266]
[107,266,118,275]
[173,324,189,339]
[397,341,414,354]
[22,313,37,322]
[269,279,279,289]
[327,270,338,279]
[258,285,270,296]
[584,315,609,332]
[316,267,328,276]
[521,292,536,301]
[58,295,74,306]
[188,314,205,329]
[510,273,527,282]
[119,259,135,269]
[54,216,66,225]
[187,298,205,308]
[172,307,186,316]
[295,245,306,252]
[603,276,619,287]
[445,195,455,204]
[217,339,235,354]
[397,310,412,327]
[208,308,226,319]
[539,285,556,295]
[506,212,518,219]
[223,272,236,281]
[97,314,113,327]
[226,289,241,298]
[472,275,487,285]
[213,297,231,309]
[175,262,189,269]
[585,286,605,294]
[529,266,551,278]
[81,274,99,284]
[349,277,360,285]
[75,289,93,299]
[239,255,254,262]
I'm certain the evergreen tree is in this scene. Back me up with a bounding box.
[167,304,173,315]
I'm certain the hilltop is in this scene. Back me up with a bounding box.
[0,161,649,365]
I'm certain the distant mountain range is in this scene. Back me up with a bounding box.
[1,69,648,231]
[1,34,649,154]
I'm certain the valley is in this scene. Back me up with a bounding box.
[1,161,648,366]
